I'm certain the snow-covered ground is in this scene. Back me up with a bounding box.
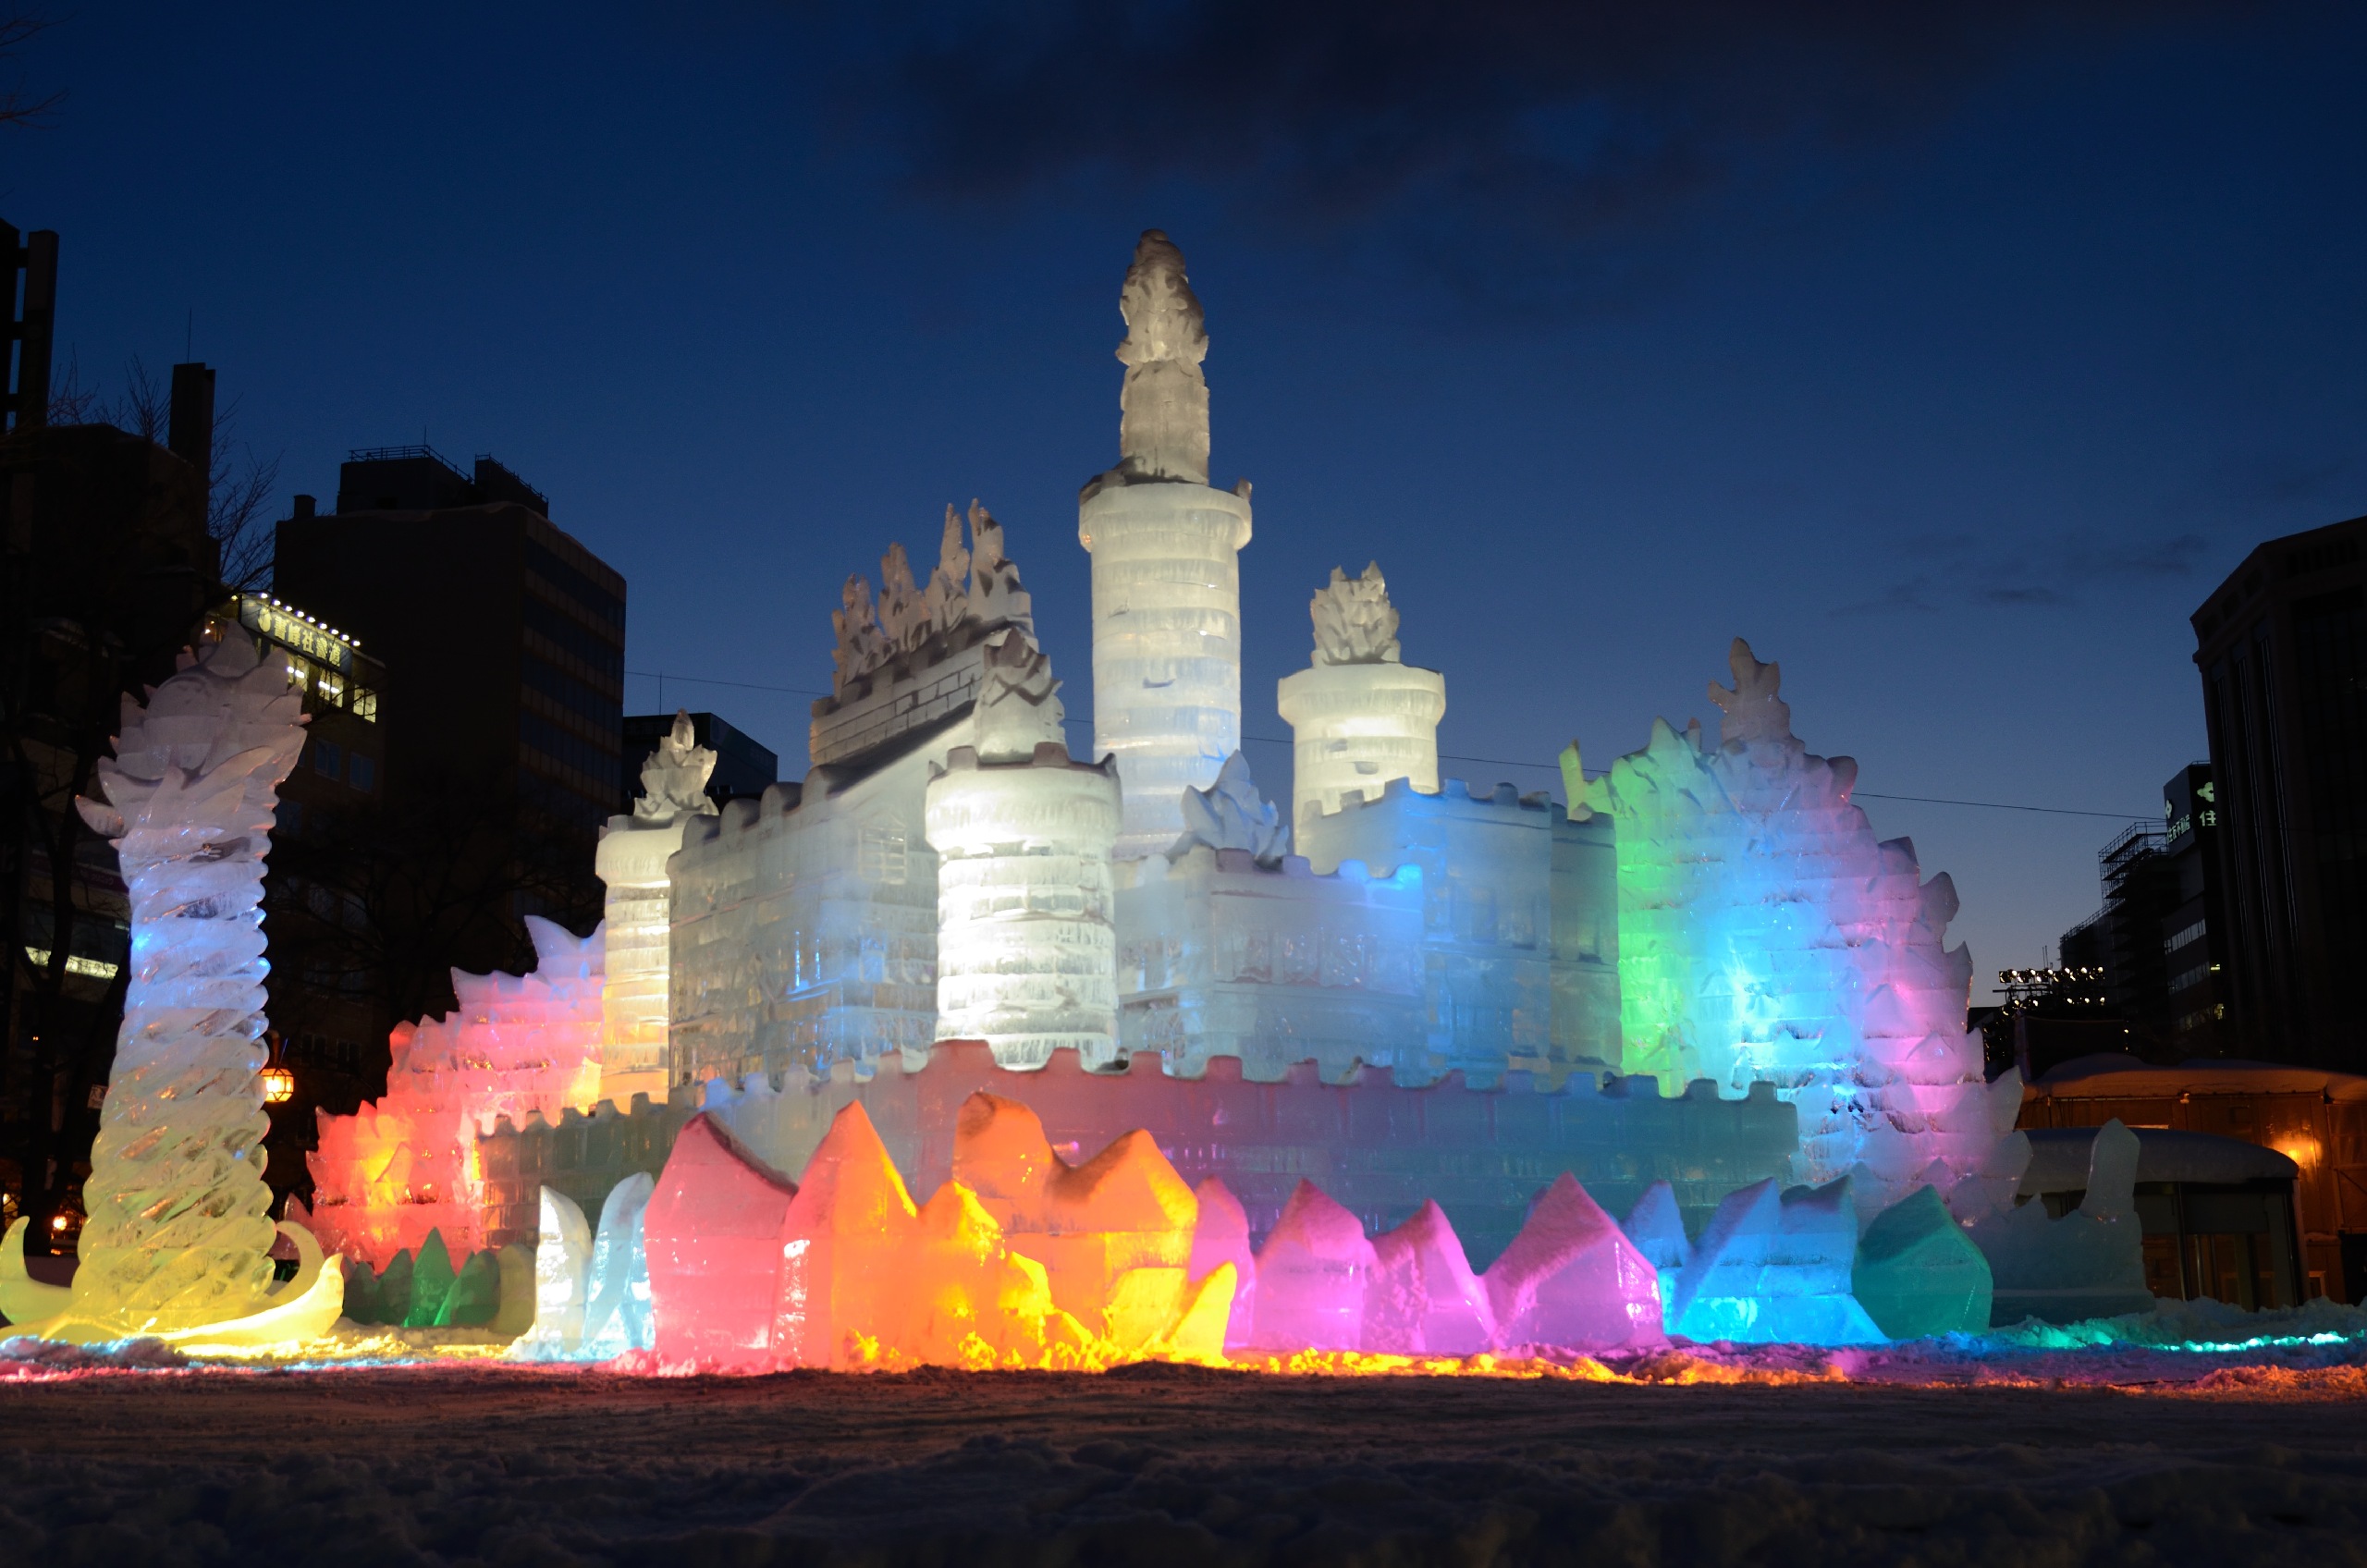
[3,1301,2364,1565]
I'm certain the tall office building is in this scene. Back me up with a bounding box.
[275,446,626,977]
[2191,513,2366,1071]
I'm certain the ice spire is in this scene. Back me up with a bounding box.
[1112,229,1210,485]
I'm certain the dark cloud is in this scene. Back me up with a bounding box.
[820,2,2208,307]
[1839,526,2212,616]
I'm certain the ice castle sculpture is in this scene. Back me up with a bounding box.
[1578,639,2017,1213]
[300,228,2125,1360]
[595,711,717,1103]
[307,917,604,1266]
[1277,563,1446,832]
[0,635,342,1344]
[1081,230,1256,860]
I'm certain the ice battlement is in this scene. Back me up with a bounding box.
[472,1036,1799,1266]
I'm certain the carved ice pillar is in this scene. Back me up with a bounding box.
[1277,562,1445,832]
[1079,230,1253,861]
[595,711,717,1105]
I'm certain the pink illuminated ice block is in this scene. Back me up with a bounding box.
[645,1113,799,1369]
[1482,1174,1664,1353]
[1247,1181,1378,1352]
[1189,1177,1257,1348]
[1365,1200,1495,1355]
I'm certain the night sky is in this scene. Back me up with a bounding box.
[10,4,2366,998]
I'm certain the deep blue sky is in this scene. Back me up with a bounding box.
[9,4,2366,998]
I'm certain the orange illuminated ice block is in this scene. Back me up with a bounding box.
[646,1095,1234,1371]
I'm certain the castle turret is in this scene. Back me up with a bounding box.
[595,710,718,1104]
[924,636,1122,1070]
[1277,562,1446,833]
[1079,231,1254,860]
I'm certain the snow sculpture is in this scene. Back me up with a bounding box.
[1851,1184,1993,1339]
[308,917,605,1266]
[1667,1176,1884,1345]
[1278,563,1446,830]
[1482,1174,1664,1353]
[1969,1120,2152,1326]
[1246,1181,1378,1352]
[1581,639,2006,1211]
[645,1113,800,1368]
[1171,751,1289,866]
[597,712,718,1104]
[952,1093,1201,1350]
[926,741,1122,1070]
[1365,1200,1495,1355]
[1080,230,1255,859]
[0,635,341,1345]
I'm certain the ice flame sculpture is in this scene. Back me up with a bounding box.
[1581,639,2017,1214]
[1278,562,1446,828]
[0,635,342,1343]
[308,918,605,1266]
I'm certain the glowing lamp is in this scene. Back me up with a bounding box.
[49,1214,67,1231]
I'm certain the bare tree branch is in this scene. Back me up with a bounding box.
[1,11,61,129]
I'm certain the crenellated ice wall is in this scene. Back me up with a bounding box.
[308,917,605,1267]
[1580,640,2016,1212]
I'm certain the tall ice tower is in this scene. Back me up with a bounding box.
[1079,231,1255,860]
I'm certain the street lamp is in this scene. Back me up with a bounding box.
[260,1034,295,1105]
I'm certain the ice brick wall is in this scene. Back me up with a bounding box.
[668,733,949,1088]
[1295,778,1564,1084]
[1114,846,1426,1081]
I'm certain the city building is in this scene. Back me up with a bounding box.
[2158,764,2233,1057]
[620,711,776,810]
[274,446,625,987]
[2190,513,2367,1072]
[2048,764,2231,1065]
[208,593,390,1205]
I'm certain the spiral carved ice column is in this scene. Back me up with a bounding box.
[69,634,307,1332]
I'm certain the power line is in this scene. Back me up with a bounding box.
[628,668,2143,821]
